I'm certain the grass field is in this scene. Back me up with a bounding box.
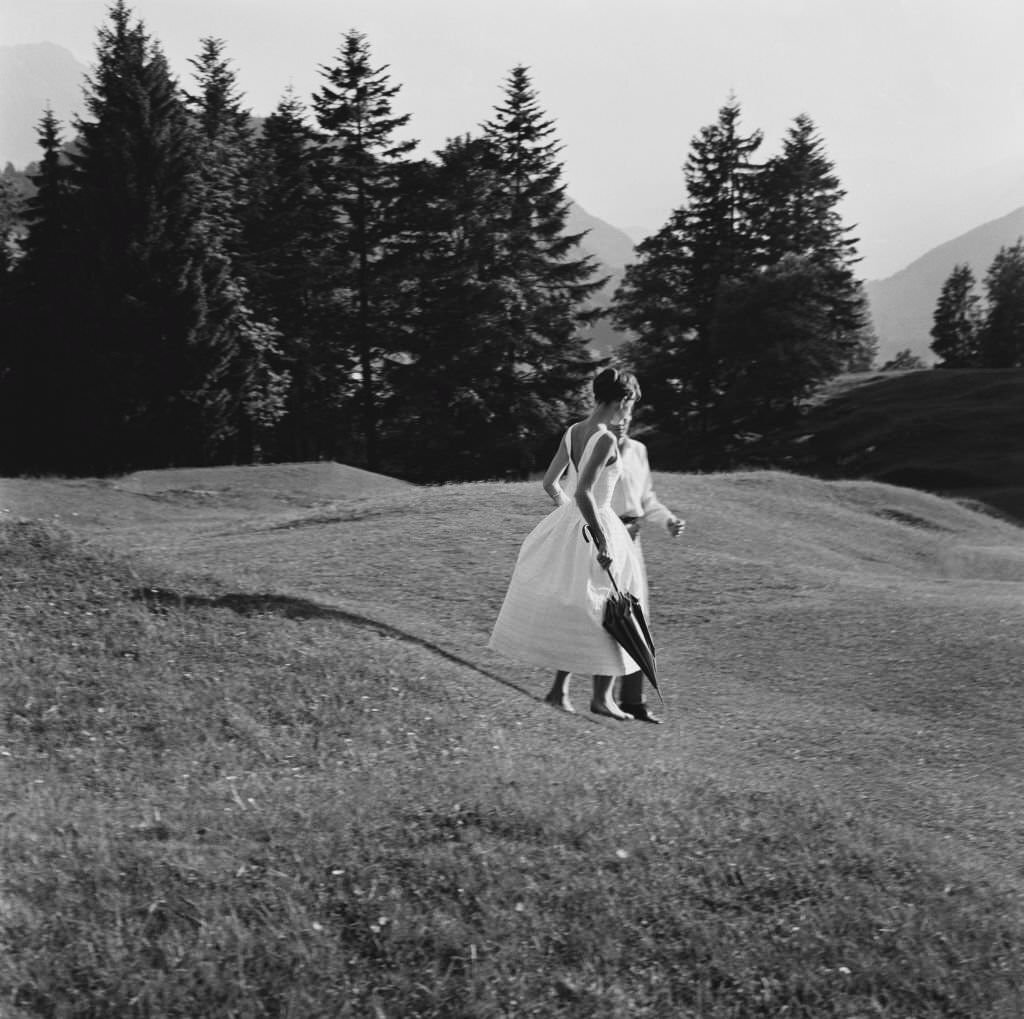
[2,463,1023,1016]
[761,368,1024,523]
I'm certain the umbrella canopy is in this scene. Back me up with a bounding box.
[602,568,663,705]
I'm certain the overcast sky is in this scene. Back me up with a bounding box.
[5,0,1024,278]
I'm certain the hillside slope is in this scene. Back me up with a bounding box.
[5,463,1023,892]
[757,368,1024,522]
[5,495,1023,1014]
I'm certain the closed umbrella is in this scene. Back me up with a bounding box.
[602,565,663,706]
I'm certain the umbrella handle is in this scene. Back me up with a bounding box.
[603,563,622,594]
[582,524,622,593]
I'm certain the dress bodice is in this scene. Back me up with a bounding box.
[565,425,620,513]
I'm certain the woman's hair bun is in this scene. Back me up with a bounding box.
[593,366,641,404]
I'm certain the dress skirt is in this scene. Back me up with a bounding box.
[488,500,647,676]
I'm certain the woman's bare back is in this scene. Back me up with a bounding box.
[568,422,616,472]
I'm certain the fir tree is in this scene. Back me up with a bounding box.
[608,220,696,441]
[186,37,254,239]
[382,135,518,479]
[978,240,1024,368]
[185,36,288,461]
[312,29,417,469]
[930,263,982,367]
[480,66,604,470]
[754,114,871,371]
[17,110,73,274]
[65,0,219,470]
[244,87,333,460]
[615,101,872,465]
[2,108,81,472]
[613,98,763,459]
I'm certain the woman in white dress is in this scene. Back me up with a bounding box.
[488,368,647,719]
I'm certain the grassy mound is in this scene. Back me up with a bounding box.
[760,368,1024,521]
[0,461,412,535]
[3,519,1023,1016]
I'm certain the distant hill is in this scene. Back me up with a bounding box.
[568,200,638,355]
[0,43,88,168]
[865,205,1024,366]
[756,368,1024,522]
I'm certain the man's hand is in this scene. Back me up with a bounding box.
[668,517,686,538]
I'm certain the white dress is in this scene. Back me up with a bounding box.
[488,424,647,675]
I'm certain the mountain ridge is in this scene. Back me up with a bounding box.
[0,42,88,168]
[865,204,1024,365]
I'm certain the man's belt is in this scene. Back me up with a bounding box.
[619,515,641,526]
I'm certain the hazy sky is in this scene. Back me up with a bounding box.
[5,0,1024,278]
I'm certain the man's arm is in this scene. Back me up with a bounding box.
[637,443,685,536]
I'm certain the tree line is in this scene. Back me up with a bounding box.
[0,0,874,480]
[930,245,1024,369]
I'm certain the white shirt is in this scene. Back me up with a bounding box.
[612,437,674,530]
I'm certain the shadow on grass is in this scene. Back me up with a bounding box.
[132,585,539,703]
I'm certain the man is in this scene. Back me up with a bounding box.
[612,413,685,723]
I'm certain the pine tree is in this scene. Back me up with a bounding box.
[17,110,73,273]
[185,36,288,461]
[2,108,81,472]
[480,66,605,471]
[613,98,763,459]
[978,241,1024,368]
[681,98,764,324]
[244,87,333,460]
[312,29,417,469]
[714,253,837,427]
[186,37,254,239]
[608,219,696,440]
[614,101,873,465]
[930,263,982,367]
[713,115,873,423]
[382,135,518,479]
[65,0,220,470]
[754,114,871,371]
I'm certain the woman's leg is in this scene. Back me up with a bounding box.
[544,670,575,712]
[590,675,631,720]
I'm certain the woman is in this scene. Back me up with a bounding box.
[487,368,648,719]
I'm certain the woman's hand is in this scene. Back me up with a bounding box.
[596,546,613,569]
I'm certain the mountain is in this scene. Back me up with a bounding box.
[865,204,1024,366]
[568,200,639,355]
[0,43,89,168]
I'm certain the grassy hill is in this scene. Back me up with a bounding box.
[759,368,1024,523]
[3,464,1023,1015]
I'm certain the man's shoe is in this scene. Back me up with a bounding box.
[619,701,662,724]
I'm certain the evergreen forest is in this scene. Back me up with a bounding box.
[1,1,885,480]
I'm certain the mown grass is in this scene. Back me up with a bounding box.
[760,368,1024,521]
[3,519,1023,1017]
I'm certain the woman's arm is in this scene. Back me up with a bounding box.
[575,431,616,564]
[542,441,571,506]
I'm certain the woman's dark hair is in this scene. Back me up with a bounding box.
[593,366,641,405]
